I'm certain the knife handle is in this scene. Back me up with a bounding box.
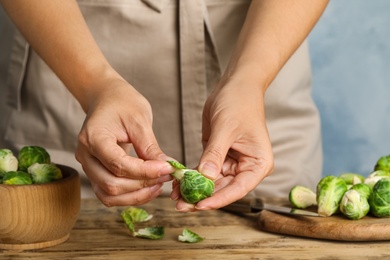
[221,197,263,214]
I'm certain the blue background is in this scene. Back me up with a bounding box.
[309,0,390,177]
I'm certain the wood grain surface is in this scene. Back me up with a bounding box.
[1,197,390,260]
[0,165,80,250]
[258,210,390,241]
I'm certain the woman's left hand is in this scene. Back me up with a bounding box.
[172,79,274,211]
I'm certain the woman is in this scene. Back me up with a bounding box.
[0,0,328,211]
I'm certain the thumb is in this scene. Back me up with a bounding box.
[199,132,233,180]
[130,126,168,161]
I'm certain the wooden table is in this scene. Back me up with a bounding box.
[1,197,389,259]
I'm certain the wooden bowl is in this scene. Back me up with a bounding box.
[0,165,80,250]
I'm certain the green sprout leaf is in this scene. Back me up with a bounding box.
[121,207,153,233]
[178,228,204,243]
[134,227,164,240]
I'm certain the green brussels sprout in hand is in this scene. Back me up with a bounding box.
[2,171,33,185]
[18,146,51,171]
[316,176,348,217]
[0,149,19,176]
[168,161,214,204]
[374,154,390,172]
[27,163,63,184]
[340,189,370,220]
[289,185,317,209]
[369,178,390,218]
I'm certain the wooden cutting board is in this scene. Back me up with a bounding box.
[258,210,390,241]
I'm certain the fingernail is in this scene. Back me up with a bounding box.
[175,206,195,212]
[199,162,218,179]
[150,184,162,192]
[157,175,173,183]
[195,205,211,211]
[159,164,175,175]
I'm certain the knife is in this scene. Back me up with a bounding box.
[222,197,321,217]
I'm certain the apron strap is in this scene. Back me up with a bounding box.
[178,0,222,166]
[6,30,29,111]
[178,0,205,165]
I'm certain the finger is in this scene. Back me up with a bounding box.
[93,182,164,207]
[199,123,237,180]
[78,149,172,195]
[195,170,267,210]
[77,132,174,180]
[170,179,181,200]
[175,199,196,212]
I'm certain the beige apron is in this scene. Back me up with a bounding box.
[0,0,322,198]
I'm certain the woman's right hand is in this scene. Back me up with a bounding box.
[75,77,174,207]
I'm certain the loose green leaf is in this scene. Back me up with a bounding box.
[178,228,204,243]
[121,207,153,233]
[134,227,164,240]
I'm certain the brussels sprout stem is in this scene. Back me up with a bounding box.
[171,169,190,181]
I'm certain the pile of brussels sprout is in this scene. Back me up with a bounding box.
[289,154,390,220]
[0,146,62,185]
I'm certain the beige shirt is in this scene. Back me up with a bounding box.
[0,0,322,198]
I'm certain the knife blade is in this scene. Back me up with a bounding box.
[222,197,321,217]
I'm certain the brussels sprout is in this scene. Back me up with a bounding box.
[121,207,153,233]
[168,161,215,204]
[0,149,19,175]
[134,227,164,240]
[178,228,204,243]
[350,183,372,199]
[316,176,348,216]
[18,146,51,171]
[289,185,317,209]
[374,154,390,172]
[27,163,62,184]
[364,170,390,189]
[2,171,33,185]
[339,173,365,185]
[369,178,390,218]
[339,189,370,220]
